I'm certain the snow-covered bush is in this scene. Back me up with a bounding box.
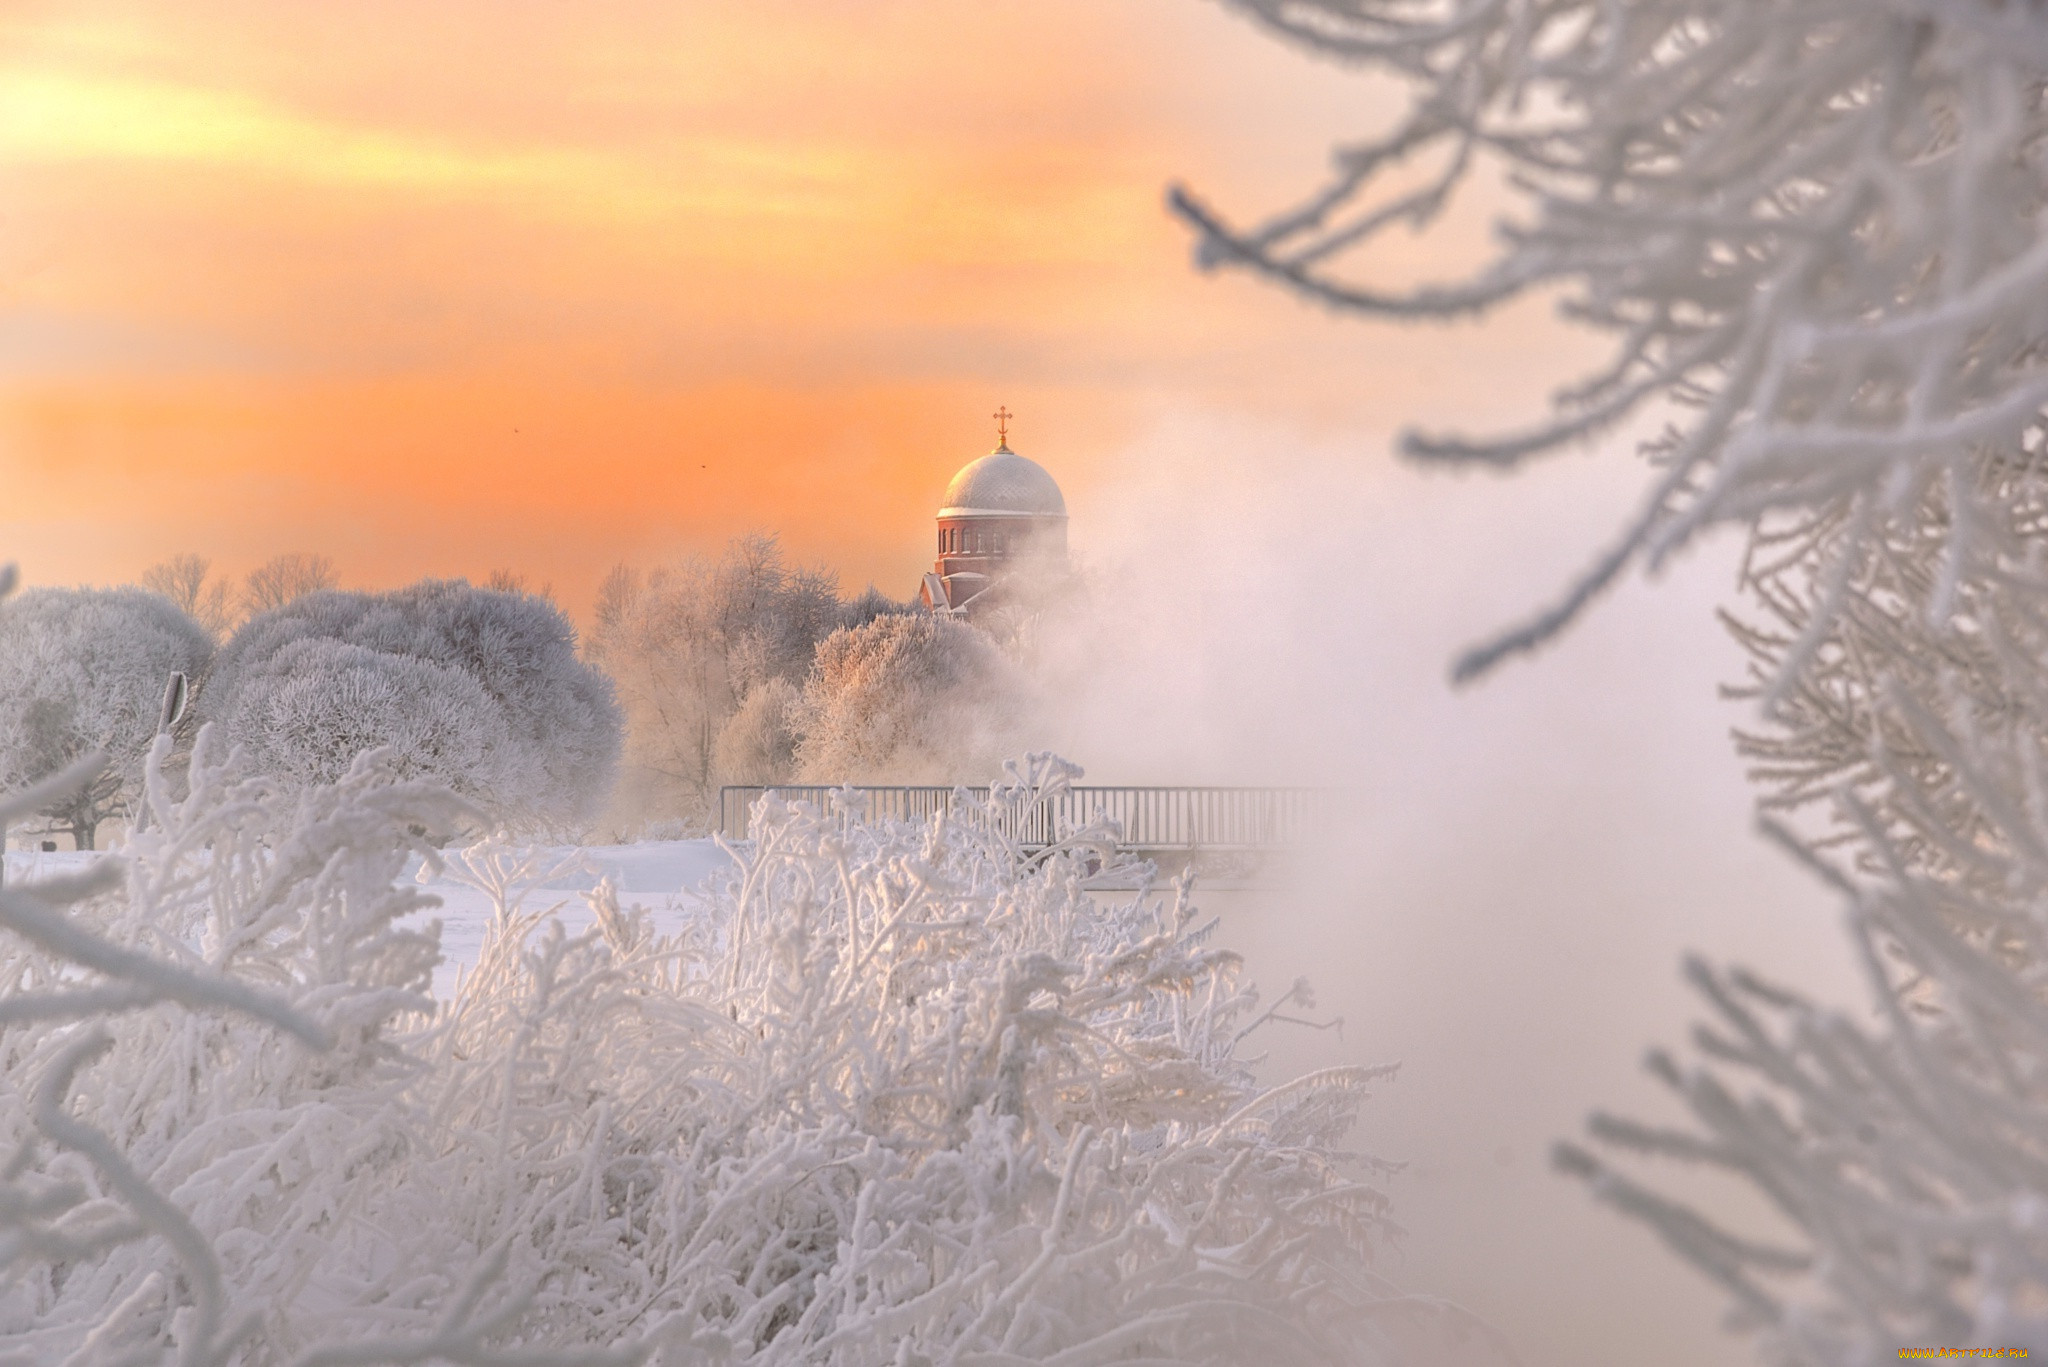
[418,753,1447,1363]
[210,636,514,790]
[1,700,1459,1363]
[795,612,1036,784]
[0,586,212,848]
[203,579,620,835]
[0,731,479,1364]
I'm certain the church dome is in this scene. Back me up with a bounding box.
[939,446,1067,518]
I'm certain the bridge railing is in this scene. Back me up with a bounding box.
[716,784,1326,851]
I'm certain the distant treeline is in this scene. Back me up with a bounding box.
[588,534,1035,838]
[0,538,1036,848]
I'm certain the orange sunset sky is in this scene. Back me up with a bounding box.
[0,0,1578,616]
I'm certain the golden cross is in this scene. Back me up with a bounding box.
[993,406,1012,445]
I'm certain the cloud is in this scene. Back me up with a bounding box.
[0,67,877,224]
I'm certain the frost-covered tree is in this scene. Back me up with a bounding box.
[1181,2,2048,1359]
[0,586,212,849]
[795,613,1037,783]
[239,551,335,619]
[203,579,620,834]
[140,553,235,640]
[486,566,556,600]
[841,582,913,631]
[590,535,845,832]
[712,673,803,785]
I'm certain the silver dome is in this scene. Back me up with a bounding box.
[938,447,1066,517]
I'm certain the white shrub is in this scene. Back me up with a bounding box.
[0,728,476,1365]
[0,723,1474,1364]
[215,637,513,792]
[419,753,1436,1362]
[0,586,212,849]
[204,580,620,835]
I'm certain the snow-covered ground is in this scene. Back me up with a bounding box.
[5,838,738,1000]
[417,838,733,996]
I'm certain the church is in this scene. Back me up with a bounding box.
[918,409,1068,619]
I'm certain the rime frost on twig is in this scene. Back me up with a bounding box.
[1,711,1465,1361]
[417,760,1440,1363]
[0,731,478,1365]
[1176,0,2048,679]
[1182,10,2048,1352]
[1560,444,2048,1359]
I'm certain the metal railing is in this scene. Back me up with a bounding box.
[717,784,1325,851]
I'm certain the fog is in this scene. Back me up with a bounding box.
[1042,417,1864,1366]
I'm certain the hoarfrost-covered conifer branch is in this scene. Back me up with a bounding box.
[1175,0,2048,679]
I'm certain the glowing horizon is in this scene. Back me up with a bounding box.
[0,0,1577,618]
